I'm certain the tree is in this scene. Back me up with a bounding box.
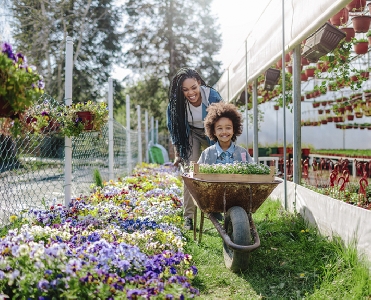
[123,0,222,85]
[10,0,124,102]
[114,76,168,132]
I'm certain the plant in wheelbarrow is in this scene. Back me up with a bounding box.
[185,162,281,272]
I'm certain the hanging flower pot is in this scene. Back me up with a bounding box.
[286,65,293,74]
[346,0,366,12]
[341,27,355,42]
[301,72,308,81]
[351,15,371,33]
[347,114,355,121]
[305,67,316,78]
[274,105,279,111]
[76,111,95,130]
[353,40,369,54]
[302,23,346,62]
[327,116,334,122]
[318,109,324,114]
[355,111,364,118]
[264,68,281,91]
[330,8,349,26]
[301,57,309,66]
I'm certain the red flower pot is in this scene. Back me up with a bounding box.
[305,68,316,78]
[354,41,369,55]
[76,111,94,130]
[341,27,355,42]
[351,15,371,33]
[330,8,349,26]
[274,105,279,111]
[346,0,366,12]
[286,65,293,74]
[301,57,309,66]
[347,115,355,121]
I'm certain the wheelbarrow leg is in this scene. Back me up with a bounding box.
[199,211,204,243]
[193,208,197,241]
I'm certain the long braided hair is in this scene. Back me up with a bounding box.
[168,68,209,161]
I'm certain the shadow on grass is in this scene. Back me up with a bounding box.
[185,200,371,299]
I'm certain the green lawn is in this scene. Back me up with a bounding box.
[185,199,371,299]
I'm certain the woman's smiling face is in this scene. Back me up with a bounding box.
[182,78,202,106]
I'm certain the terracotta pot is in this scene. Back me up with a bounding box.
[76,111,95,130]
[318,109,324,115]
[327,116,334,122]
[347,115,355,121]
[346,0,366,12]
[351,15,371,33]
[354,41,369,55]
[361,71,369,79]
[301,73,308,81]
[305,68,316,78]
[274,105,279,111]
[286,65,293,74]
[321,120,328,124]
[330,8,349,26]
[341,27,355,42]
[355,112,364,118]
[301,57,309,66]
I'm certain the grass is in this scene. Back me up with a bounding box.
[185,199,371,299]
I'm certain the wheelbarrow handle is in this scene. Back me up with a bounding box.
[208,212,261,252]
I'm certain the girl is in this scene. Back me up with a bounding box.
[198,102,253,165]
[167,67,223,230]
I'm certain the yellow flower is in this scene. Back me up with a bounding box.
[9,215,17,223]
[299,273,305,278]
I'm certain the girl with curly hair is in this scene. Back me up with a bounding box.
[167,67,223,230]
[198,102,253,164]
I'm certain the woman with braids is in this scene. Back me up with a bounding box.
[167,67,223,230]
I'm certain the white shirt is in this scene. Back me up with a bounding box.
[187,103,203,128]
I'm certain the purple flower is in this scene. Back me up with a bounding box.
[2,42,15,60]
[37,279,49,291]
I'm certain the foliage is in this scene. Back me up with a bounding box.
[117,76,169,133]
[122,0,222,84]
[194,162,271,175]
[315,40,367,93]
[10,0,124,102]
[0,42,44,114]
[93,168,104,188]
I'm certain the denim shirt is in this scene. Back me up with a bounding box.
[215,142,235,164]
[198,144,253,164]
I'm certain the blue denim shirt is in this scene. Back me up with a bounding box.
[215,142,235,164]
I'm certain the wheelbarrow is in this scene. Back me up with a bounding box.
[182,174,282,272]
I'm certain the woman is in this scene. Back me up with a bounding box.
[167,67,223,230]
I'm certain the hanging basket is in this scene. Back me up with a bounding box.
[76,111,95,131]
[302,22,346,62]
[263,68,281,91]
[351,15,371,33]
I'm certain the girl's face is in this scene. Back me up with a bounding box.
[214,117,234,148]
[182,78,201,106]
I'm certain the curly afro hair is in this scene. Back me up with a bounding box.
[204,102,243,142]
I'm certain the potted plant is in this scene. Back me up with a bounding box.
[0,42,44,118]
[346,0,366,12]
[55,101,108,137]
[353,38,369,55]
[351,15,371,33]
[341,27,355,42]
[305,65,317,78]
[330,8,349,26]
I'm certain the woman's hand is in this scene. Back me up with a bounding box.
[173,156,182,167]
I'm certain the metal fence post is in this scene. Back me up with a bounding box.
[108,78,114,180]
[137,105,142,164]
[145,110,149,163]
[64,36,73,207]
[126,95,132,174]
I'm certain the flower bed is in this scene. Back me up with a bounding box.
[0,163,199,299]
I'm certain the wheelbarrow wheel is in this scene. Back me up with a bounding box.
[223,206,251,272]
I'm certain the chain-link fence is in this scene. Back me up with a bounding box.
[0,93,148,225]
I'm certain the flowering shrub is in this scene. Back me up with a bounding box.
[196,162,271,175]
[0,163,199,299]
[0,42,44,114]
